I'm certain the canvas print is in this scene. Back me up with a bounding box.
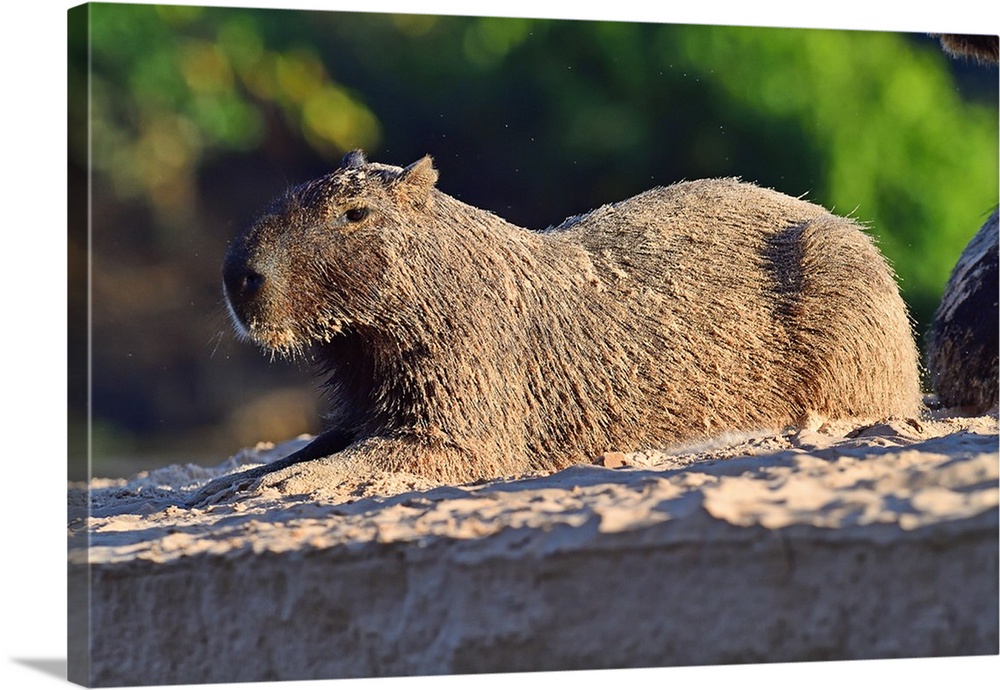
[67,2,999,686]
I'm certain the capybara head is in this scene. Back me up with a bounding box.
[222,150,439,357]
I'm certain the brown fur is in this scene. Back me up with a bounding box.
[222,152,922,483]
[932,34,999,65]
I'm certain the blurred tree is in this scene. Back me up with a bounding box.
[671,26,998,315]
[70,5,998,474]
[84,4,381,232]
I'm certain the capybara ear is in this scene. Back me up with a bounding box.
[395,155,438,204]
[342,149,367,168]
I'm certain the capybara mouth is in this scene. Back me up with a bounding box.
[250,323,305,357]
[248,315,351,360]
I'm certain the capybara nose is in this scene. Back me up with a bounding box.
[223,252,266,308]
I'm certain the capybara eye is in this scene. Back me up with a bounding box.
[345,207,368,223]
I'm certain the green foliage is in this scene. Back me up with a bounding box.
[76,4,999,324]
[670,26,998,309]
[83,3,382,222]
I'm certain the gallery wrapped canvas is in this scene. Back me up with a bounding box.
[67,2,998,687]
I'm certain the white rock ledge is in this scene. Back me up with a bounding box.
[68,414,999,686]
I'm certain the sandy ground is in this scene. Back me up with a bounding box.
[68,407,998,684]
[69,409,999,565]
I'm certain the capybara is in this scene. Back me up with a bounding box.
[208,150,922,494]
